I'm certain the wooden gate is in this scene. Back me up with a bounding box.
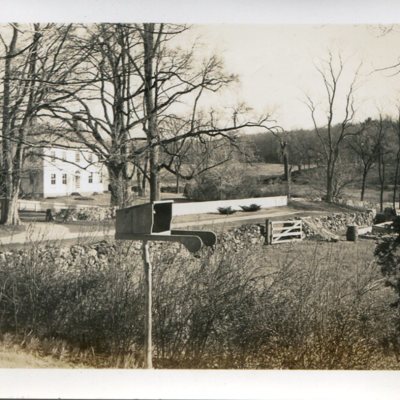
[266,219,303,244]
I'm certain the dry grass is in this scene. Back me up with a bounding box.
[0,233,398,369]
[0,337,79,368]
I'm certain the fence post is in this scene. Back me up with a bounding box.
[266,219,272,245]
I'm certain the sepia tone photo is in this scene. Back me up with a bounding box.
[0,8,400,390]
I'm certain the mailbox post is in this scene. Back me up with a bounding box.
[142,240,152,368]
[115,200,216,368]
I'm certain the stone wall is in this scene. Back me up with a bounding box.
[54,206,116,222]
[0,223,267,263]
[0,210,376,263]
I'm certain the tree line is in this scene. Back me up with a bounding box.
[243,53,400,210]
[245,113,400,211]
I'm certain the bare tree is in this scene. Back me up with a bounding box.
[391,108,400,209]
[376,115,392,212]
[44,23,278,206]
[157,108,254,194]
[269,130,291,199]
[0,23,82,224]
[135,23,278,202]
[305,53,360,203]
[347,118,381,201]
[40,24,147,207]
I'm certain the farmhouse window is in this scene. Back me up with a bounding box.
[51,150,56,161]
[62,151,67,161]
[75,151,80,163]
[51,173,56,185]
[88,152,93,163]
[62,173,67,185]
[89,172,93,183]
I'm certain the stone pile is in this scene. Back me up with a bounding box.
[218,224,265,251]
[301,210,374,240]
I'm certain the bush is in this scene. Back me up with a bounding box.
[240,204,261,212]
[375,229,400,357]
[217,206,236,215]
[0,238,397,368]
[184,163,264,201]
[0,242,144,357]
[374,213,387,224]
[56,208,75,222]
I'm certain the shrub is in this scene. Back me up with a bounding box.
[217,206,236,215]
[0,238,397,368]
[240,204,261,212]
[77,210,90,220]
[56,208,75,222]
[0,242,144,358]
[375,227,400,357]
[184,163,264,201]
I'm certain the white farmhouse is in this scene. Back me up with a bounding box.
[21,145,107,198]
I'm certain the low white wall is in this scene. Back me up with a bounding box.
[19,195,288,215]
[173,196,288,216]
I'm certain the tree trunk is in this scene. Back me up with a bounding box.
[176,173,180,194]
[143,24,160,202]
[136,169,144,197]
[393,154,400,210]
[279,140,291,200]
[282,150,291,200]
[2,185,20,225]
[360,168,368,202]
[108,164,130,208]
[326,162,334,203]
[1,27,20,225]
[175,160,181,194]
[149,152,159,202]
[380,182,384,213]
[378,153,385,213]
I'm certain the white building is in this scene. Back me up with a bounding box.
[21,146,107,198]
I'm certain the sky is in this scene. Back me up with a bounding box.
[2,1,400,134]
[178,25,400,131]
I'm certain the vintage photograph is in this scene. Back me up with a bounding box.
[0,14,400,382]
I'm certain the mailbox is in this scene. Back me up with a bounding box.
[116,200,173,235]
[115,200,216,253]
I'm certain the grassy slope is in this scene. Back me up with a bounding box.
[0,347,77,368]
